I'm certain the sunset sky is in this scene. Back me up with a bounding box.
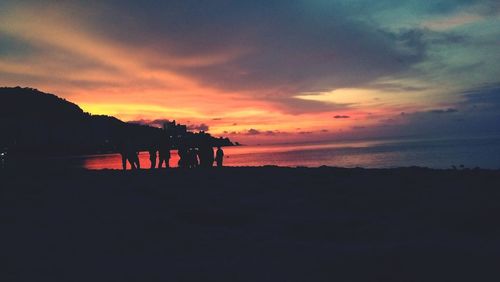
[1,0,499,144]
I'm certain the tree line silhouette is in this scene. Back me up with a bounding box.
[0,87,233,168]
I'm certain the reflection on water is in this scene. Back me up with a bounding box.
[78,135,500,170]
[84,151,181,170]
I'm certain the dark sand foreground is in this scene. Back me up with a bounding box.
[2,167,500,281]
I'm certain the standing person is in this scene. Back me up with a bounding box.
[207,145,214,167]
[177,144,188,168]
[158,135,171,169]
[199,135,214,168]
[148,144,157,169]
[117,140,128,170]
[215,146,224,167]
[119,138,137,170]
[188,148,199,168]
[192,148,200,168]
[128,147,140,170]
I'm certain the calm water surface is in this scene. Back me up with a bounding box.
[75,135,500,170]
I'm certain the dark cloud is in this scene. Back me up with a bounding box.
[460,83,500,107]
[369,84,500,137]
[0,33,35,58]
[241,129,285,136]
[177,20,426,98]
[369,81,429,92]
[397,107,458,117]
[427,108,458,114]
[360,0,500,16]
[3,0,500,121]
[187,123,209,132]
[379,118,397,123]
[334,115,350,119]
[376,28,466,65]
[11,0,434,113]
[128,118,170,128]
[246,128,261,135]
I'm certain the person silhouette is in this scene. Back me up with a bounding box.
[129,148,140,170]
[206,144,214,168]
[148,144,157,169]
[186,148,193,168]
[119,138,138,170]
[117,140,128,170]
[188,147,199,168]
[216,146,224,167]
[197,135,214,168]
[158,135,171,169]
[177,144,189,168]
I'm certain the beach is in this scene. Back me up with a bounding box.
[2,167,500,281]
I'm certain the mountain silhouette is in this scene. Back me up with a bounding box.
[0,87,233,156]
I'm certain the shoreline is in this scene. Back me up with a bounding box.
[2,166,500,281]
[2,164,500,173]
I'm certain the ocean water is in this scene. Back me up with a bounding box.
[77,135,500,170]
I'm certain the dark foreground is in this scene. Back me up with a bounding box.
[1,167,500,282]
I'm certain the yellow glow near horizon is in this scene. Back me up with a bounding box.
[79,103,202,119]
[295,87,426,107]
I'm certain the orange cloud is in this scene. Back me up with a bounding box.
[0,4,452,144]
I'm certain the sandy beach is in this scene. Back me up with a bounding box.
[2,167,500,281]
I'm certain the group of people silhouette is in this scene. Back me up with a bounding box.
[118,133,224,171]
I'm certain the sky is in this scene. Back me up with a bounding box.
[1,0,499,144]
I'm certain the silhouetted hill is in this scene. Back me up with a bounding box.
[0,87,233,155]
[0,87,86,120]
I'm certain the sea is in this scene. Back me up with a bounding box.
[72,134,500,170]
